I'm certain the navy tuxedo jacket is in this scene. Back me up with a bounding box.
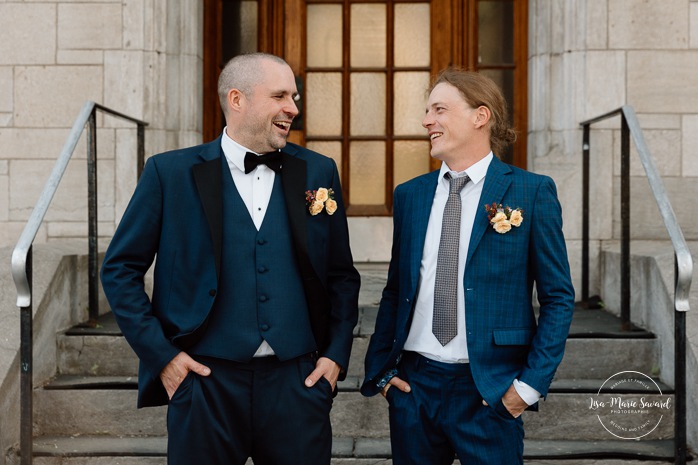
[101,138,360,407]
[362,156,575,408]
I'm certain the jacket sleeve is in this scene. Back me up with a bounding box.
[318,158,361,376]
[361,185,404,396]
[518,176,575,396]
[100,157,181,379]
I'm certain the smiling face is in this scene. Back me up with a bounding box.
[228,59,299,153]
[422,82,491,171]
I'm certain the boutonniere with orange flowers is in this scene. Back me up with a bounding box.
[484,203,523,234]
[305,187,337,216]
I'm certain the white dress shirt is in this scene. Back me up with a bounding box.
[221,128,277,357]
[404,153,492,362]
[403,152,540,405]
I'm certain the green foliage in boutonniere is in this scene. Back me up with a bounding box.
[484,203,523,234]
[305,187,337,216]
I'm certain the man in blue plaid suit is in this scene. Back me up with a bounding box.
[362,69,575,464]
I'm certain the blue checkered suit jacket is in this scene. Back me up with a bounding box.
[361,156,575,408]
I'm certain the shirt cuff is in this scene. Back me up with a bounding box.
[376,368,398,389]
[513,379,541,406]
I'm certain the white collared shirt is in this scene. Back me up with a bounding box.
[220,128,276,357]
[404,153,492,362]
[221,128,277,230]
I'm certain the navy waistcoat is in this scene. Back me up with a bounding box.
[190,160,316,361]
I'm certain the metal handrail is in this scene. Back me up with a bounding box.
[580,105,692,464]
[10,101,147,465]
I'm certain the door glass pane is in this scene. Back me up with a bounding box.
[350,4,387,68]
[394,72,430,136]
[478,1,514,64]
[240,1,258,53]
[307,141,342,177]
[394,3,430,67]
[350,141,386,205]
[307,4,343,68]
[350,73,386,136]
[306,73,343,136]
[394,141,430,187]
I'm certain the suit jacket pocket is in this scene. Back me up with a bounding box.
[493,329,534,346]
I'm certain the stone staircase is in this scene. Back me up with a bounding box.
[21,264,681,464]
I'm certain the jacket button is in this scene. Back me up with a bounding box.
[208,289,217,297]
[260,324,269,331]
[259,295,268,302]
[257,238,266,245]
[258,266,267,273]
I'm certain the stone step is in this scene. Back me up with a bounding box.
[38,375,675,442]
[58,310,659,382]
[29,436,677,464]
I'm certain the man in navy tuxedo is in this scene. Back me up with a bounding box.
[101,53,360,464]
[362,69,575,464]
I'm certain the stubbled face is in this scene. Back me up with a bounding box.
[422,82,478,164]
[234,60,299,153]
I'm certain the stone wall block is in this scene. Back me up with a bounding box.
[609,0,688,49]
[165,54,181,130]
[9,158,113,223]
[114,128,139,225]
[0,128,89,160]
[0,67,12,112]
[0,4,56,65]
[179,54,203,132]
[58,3,123,50]
[529,0,550,56]
[528,54,550,133]
[636,114,681,130]
[181,0,203,57]
[123,0,145,50]
[146,0,168,52]
[14,66,103,128]
[550,1,566,54]
[104,51,145,120]
[0,170,8,221]
[583,51,625,120]
[47,221,115,239]
[692,2,698,48]
[57,50,105,65]
[585,0,608,49]
[612,128,682,177]
[628,51,698,113]
[142,51,167,128]
[166,0,182,55]
[549,52,586,131]
[612,177,698,240]
[588,129,614,240]
[682,115,698,176]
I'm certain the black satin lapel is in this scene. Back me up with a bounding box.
[193,158,223,279]
[280,152,309,260]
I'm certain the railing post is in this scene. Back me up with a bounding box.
[582,124,590,302]
[87,110,99,324]
[20,246,33,465]
[137,123,145,180]
[675,256,687,464]
[620,115,631,331]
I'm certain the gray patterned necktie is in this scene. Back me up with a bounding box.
[433,173,470,346]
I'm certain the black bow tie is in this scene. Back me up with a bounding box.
[244,151,282,174]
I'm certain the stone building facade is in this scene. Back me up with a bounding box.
[1,0,697,300]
